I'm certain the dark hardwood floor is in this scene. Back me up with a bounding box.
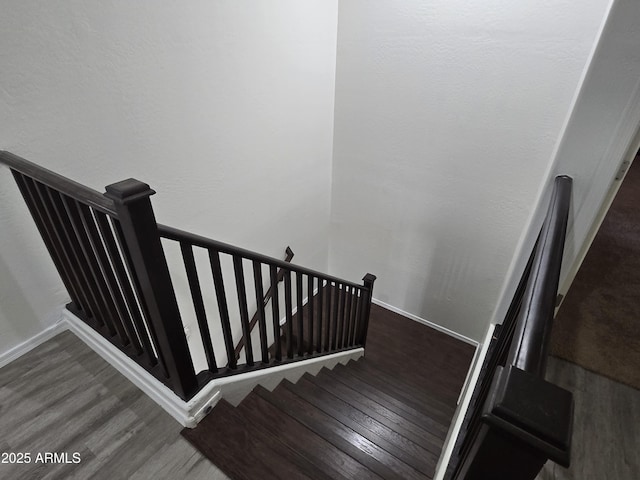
[183,303,476,479]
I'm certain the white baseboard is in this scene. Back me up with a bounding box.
[62,308,362,428]
[62,309,193,425]
[372,298,478,347]
[0,316,67,369]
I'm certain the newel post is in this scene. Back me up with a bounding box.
[105,179,198,401]
[358,273,377,347]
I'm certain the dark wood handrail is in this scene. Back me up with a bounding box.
[233,247,294,361]
[158,223,364,290]
[0,151,117,215]
[506,176,572,377]
[446,175,574,480]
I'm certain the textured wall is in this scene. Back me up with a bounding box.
[492,0,640,328]
[0,1,338,360]
[436,2,640,475]
[330,0,611,341]
[1,0,627,363]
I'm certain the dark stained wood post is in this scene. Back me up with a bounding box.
[358,273,376,347]
[105,179,198,400]
[453,366,572,480]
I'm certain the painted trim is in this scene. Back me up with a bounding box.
[0,316,67,369]
[433,323,496,480]
[62,308,363,428]
[372,298,478,347]
[456,338,482,406]
[62,309,190,425]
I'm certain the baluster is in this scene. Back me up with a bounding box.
[208,250,236,370]
[324,280,332,351]
[35,179,103,325]
[233,256,254,366]
[331,282,340,350]
[307,275,315,355]
[350,288,361,346]
[296,272,304,357]
[12,172,87,316]
[336,284,347,349]
[284,270,294,359]
[60,193,126,343]
[316,278,324,353]
[252,262,269,363]
[349,287,359,346]
[39,182,107,332]
[181,243,218,372]
[342,285,352,348]
[270,265,282,361]
[95,212,157,367]
[77,202,142,353]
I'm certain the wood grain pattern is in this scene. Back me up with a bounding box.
[183,303,476,479]
[0,331,228,480]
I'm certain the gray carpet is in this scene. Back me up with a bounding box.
[550,154,640,391]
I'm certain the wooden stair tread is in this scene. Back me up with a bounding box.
[181,303,475,480]
[360,349,465,404]
[238,392,381,480]
[256,383,418,480]
[351,358,459,411]
[183,399,322,480]
[344,361,455,423]
[289,374,436,478]
[328,363,451,439]
[313,367,446,452]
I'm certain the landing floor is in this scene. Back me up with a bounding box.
[0,330,228,480]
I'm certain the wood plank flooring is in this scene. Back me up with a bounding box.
[0,330,229,480]
[536,357,640,480]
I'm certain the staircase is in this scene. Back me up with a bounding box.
[0,152,577,480]
[0,151,377,404]
[1,150,472,478]
[182,304,475,480]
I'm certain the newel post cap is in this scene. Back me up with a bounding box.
[104,178,156,204]
[363,273,377,286]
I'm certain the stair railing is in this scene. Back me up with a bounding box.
[158,224,376,377]
[232,246,294,363]
[444,176,574,480]
[0,151,375,402]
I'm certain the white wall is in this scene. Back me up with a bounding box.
[330,0,612,341]
[0,1,338,360]
[436,2,640,476]
[490,0,640,330]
